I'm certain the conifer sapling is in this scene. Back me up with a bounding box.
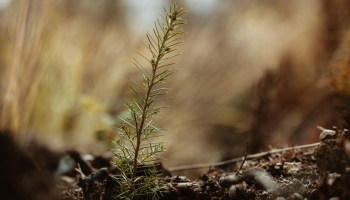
[112,3,186,200]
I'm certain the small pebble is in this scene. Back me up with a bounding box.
[327,173,341,186]
[283,162,301,174]
[291,193,303,200]
[275,162,282,170]
[319,129,336,140]
[228,185,236,199]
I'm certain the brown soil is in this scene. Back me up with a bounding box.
[1,128,350,200]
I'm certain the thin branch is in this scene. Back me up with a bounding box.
[168,142,320,172]
[75,163,86,178]
[235,142,248,175]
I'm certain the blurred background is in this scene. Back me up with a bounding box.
[1,0,350,177]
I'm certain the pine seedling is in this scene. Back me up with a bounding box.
[112,3,186,200]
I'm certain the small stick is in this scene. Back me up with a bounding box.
[168,142,319,172]
[207,165,212,177]
[75,163,86,178]
[235,142,248,175]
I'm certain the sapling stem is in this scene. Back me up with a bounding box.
[112,3,187,199]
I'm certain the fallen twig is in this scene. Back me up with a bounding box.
[168,142,320,172]
[236,142,248,175]
[75,163,86,178]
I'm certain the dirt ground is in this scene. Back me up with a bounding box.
[1,126,350,200]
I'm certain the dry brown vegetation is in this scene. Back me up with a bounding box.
[1,0,350,182]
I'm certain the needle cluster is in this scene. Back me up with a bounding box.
[112,3,186,200]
